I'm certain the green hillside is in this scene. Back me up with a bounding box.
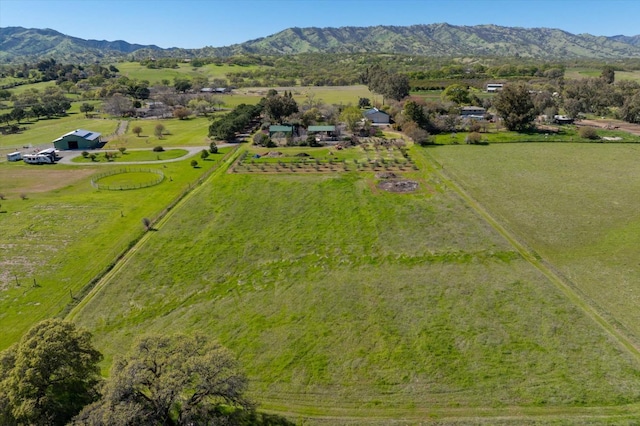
[2,24,640,64]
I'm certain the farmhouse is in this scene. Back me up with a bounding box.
[364,108,390,124]
[53,129,102,150]
[308,125,336,134]
[308,125,338,142]
[201,87,232,94]
[460,106,486,118]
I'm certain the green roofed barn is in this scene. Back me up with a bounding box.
[53,129,102,150]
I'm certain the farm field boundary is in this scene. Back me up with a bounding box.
[419,147,640,363]
[66,146,241,320]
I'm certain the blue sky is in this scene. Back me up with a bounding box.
[1,0,639,49]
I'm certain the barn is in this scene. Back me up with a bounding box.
[364,108,390,124]
[53,129,102,150]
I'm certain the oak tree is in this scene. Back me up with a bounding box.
[492,83,536,131]
[74,334,251,426]
[0,319,102,426]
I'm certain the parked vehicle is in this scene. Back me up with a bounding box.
[6,152,22,161]
[23,154,55,164]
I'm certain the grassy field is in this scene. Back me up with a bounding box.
[564,67,640,82]
[71,148,189,163]
[0,113,120,151]
[432,125,640,144]
[4,78,640,422]
[426,143,640,345]
[0,114,214,160]
[0,149,231,348]
[105,117,214,149]
[232,85,375,107]
[115,62,263,84]
[66,145,640,422]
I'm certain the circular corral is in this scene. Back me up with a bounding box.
[91,168,164,190]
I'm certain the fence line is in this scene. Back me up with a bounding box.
[91,168,164,190]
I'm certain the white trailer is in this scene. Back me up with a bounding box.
[7,152,22,161]
[23,154,54,164]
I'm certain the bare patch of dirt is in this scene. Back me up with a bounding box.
[377,179,419,193]
[0,167,96,194]
[375,172,399,179]
[578,119,640,136]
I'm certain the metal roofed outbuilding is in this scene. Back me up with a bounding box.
[53,129,103,150]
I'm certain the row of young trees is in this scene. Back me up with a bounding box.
[0,319,291,426]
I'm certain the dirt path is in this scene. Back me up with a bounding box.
[105,120,128,140]
[56,144,236,165]
[577,118,640,136]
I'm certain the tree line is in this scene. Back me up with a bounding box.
[0,319,292,426]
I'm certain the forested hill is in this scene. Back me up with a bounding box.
[2,24,640,64]
[0,27,164,63]
[233,24,640,59]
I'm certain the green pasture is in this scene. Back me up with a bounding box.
[72,148,189,163]
[425,143,640,346]
[94,171,163,187]
[0,151,231,349]
[69,148,640,421]
[106,117,213,149]
[433,125,640,144]
[564,67,640,82]
[3,80,57,96]
[114,62,263,84]
[0,113,120,150]
[232,85,375,107]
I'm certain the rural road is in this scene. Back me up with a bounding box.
[56,144,237,165]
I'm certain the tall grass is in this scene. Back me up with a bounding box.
[73,165,640,419]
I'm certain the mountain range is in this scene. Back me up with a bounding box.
[1,24,640,64]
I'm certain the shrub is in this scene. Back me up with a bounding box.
[578,126,599,140]
[154,124,165,139]
[153,146,165,152]
[253,132,270,147]
[465,132,483,144]
[209,142,218,154]
[118,147,126,154]
[190,159,198,168]
[81,151,89,158]
[469,120,482,133]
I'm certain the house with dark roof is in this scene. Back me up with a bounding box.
[460,106,486,118]
[53,129,102,150]
[201,87,232,94]
[363,108,390,124]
